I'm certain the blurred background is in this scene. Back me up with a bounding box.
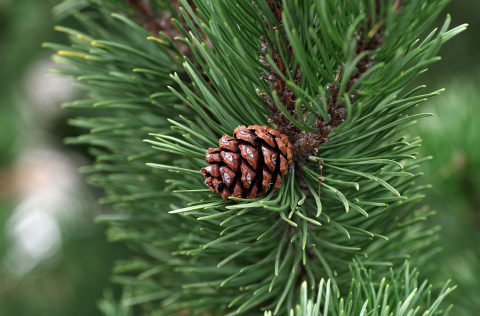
[0,0,478,315]
[0,0,127,315]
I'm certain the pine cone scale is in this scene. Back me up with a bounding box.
[219,135,239,151]
[279,155,288,175]
[246,176,262,199]
[261,145,277,172]
[262,168,273,189]
[220,151,241,172]
[273,174,282,189]
[232,179,243,197]
[219,166,235,186]
[205,148,222,163]
[239,144,261,169]
[255,128,276,148]
[240,161,255,188]
[202,125,293,200]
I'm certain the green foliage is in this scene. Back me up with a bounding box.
[266,262,455,316]
[49,0,466,315]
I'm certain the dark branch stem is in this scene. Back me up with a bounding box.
[125,0,195,56]
[259,1,385,169]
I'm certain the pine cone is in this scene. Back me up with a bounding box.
[201,125,293,200]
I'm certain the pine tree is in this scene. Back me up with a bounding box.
[46,0,467,315]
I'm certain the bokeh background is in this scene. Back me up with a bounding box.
[0,0,478,315]
[0,1,128,315]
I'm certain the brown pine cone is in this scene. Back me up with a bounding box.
[201,125,293,200]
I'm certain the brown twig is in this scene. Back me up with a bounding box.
[125,0,196,56]
[258,1,386,169]
[126,0,164,36]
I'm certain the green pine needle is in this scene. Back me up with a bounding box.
[50,0,466,314]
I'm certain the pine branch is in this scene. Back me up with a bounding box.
[257,1,394,168]
[266,261,455,316]
[49,0,467,315]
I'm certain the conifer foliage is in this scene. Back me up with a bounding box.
[48,0,466,315]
